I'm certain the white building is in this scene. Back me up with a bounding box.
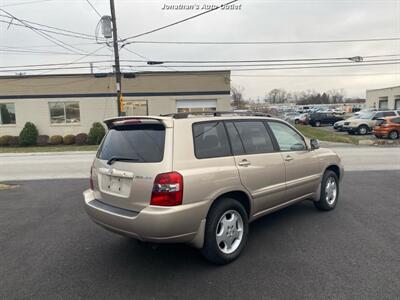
[0,71,231,136]
[366,85,400,110]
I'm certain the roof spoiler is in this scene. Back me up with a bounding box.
[103,116,167,129]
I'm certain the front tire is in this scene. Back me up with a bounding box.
[388,130,399,140]
[358,125,368,135]
[315,121,321,127]
[314,170,339,211]
[201,198,248,265]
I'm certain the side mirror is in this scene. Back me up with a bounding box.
[310,139,320,150]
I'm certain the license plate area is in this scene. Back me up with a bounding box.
[100,174,132,198]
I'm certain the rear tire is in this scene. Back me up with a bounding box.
[388,130,399,140]
[314,170,339,211]
[201,198,248,265]
[315,121,321,127]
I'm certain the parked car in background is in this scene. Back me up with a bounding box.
[343,111,399,135]
[373,116,400,139]
[297,113,309,125]
[83,113,343,264]
[308,112,344,127]
[283,112,301,124]
[333,114,360,131]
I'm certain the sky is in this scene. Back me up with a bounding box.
[0,0,399,99]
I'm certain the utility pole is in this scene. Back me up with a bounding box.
[109,0,122,116]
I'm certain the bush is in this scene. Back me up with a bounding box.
[8,136,19,146]
[0,135,12,146]
[49,135,63,145]
[19,122,39,146]
[63,134,75,145]
[75,133,88,145]
[37,135,49,146]
[88,122,105,145]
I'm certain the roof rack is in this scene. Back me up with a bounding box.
[160,111,272,119]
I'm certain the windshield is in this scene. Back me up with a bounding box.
[97,123,165,163]
[358,113,373,119]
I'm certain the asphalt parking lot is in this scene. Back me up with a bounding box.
[1,171,399,299]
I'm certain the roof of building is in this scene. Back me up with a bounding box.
[366,85,400,92]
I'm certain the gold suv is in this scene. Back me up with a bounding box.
[83,112,343,264]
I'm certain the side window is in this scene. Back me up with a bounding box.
[193,122,231,159]
[383,111,396,117]
[233,121,275,154]
[392,117,400,124]
[373,112,383,119]
[268,122,307,151]
[225,122,245,155]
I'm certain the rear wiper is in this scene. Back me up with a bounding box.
[107,157,140,165]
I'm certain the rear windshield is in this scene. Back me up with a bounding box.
[97,124,165,163]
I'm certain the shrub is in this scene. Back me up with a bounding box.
[63,134,75,145]
[37,135,49,146]
[0,135,12,146]
[88,122,105,145]
[8,136,19,146]
[19,122,39,146]
[75,133,88,145]
[49,135,63,145]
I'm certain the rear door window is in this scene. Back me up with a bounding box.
[233,121,275,154]
[193,121,231,159]
[98,124,165,163]
[392,117,400,124]
[225,122,245,155]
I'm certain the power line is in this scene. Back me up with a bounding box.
[0,59,116,69]
[121,0,239,42]
[232,73,400,77]
[125,58,400,68]
[0,9,87,54]
[86,0,102,18]
[124,37,400,46]
[0,14,101,40]
[0,47,110,56]
[228,61,400,71]
[122,54,400,64]
[0,0,53,8]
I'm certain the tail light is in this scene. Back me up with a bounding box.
[89,166,94,190]
[151,172,183,206]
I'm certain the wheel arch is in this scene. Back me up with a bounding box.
[208,190,252,219]
[325,164,341,180]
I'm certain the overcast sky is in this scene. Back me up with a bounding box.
[0,0,399,99]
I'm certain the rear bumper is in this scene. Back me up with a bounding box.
[83,189,208,247]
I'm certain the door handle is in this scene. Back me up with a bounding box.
[238,159,251,167]
[284,155,294,162]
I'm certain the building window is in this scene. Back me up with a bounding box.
[124,100,148,116]
[49,102,80,124]
[0,103,16,125]
[378,97,388,109]
[176,99,217,113]
[395,98,400,110]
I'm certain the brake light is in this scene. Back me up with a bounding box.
[151,172,183,206]
[89,166,94,190]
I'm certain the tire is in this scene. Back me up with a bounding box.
[314,170,339,211]
[358,125,368,135]
[388,130,399,140]
[201,198,248,265]
[295,119,299,124]
[315,121,321,127]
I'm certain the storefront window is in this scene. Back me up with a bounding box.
[49,102,80,124]
[0,103,16,125]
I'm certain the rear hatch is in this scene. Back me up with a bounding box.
[91,118,173,212]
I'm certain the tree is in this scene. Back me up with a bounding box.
[327,89,345,103]
[231,86,245,109]
[266,88,289,104]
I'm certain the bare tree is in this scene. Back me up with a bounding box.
[327,89,345,103]
[266,88,289,104]
[231,86,245,109]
